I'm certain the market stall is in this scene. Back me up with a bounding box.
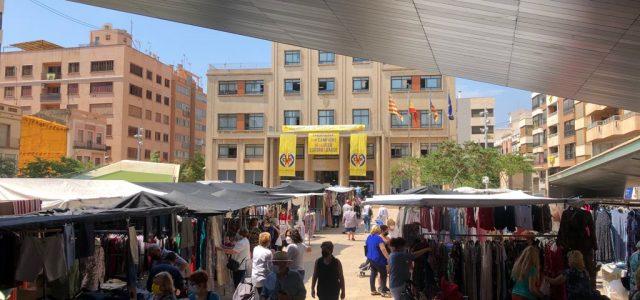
[269,180,327,240]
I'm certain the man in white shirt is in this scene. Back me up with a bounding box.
[377,205,389,225]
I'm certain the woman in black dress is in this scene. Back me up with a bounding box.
[311,241,345,300]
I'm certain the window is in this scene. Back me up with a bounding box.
[353,57,370,63]
[196,124,206,131]
[164,79,170,88]
[68,62,80,74]
[472,126,494,134]
[532,113,546,128]
[563,99,574,114]
[129,84,142,97]
[146,70,153,80]
[284,79,301,94]
[146,90,152,100]
[420,143,440,156]
[163,134,169,143]
[144,129,151,139]
[155,113,161,123]
[245,80,264,95]
[127,147,138,159]
[106,125,112,137]
[162,152,169,161]
[284,50,301,65]
[353,77,369,92]
[67,83,78,95]
[218,114,237,130]
[156,94,161,103]
[67,104,78,110]
[164,96,170,106]
[96,133,103,145]
[318,110,335,125]
[163,115,170,125]
[77,130,85,143]
[219,144,237,158]
[564,120,575,137]
[245,113,264,130]
[90,82,113,94]
[391,111,410,128]
[176,117,189,127]
[218,81,237,95]
[145,110,152,120]
[21,86,32,98]
[129,63,143,77]
[218,170,236,182]
[176,84,190,96]
[391,144,411,158]
[284,110,301,125]
[105,34,111,41]
[245,145,264,158]
[532,94,545,109]
[471,109,493,117]
[565,143,576,160]
[318,78,335,94]
[195,108,206,121]
[128,105,142,118]
[91,60,114,72]
[352,109,369,128]
[22,65,33,77]
[245,170,263,186]
[366,143,375,159]
[5,66,15,77]
[144,150,151,159]
[420,110,443,128]
[127,126,139,137]
[296,144,305,159]
[156,75,162,84]
[318,51,335,64]
[391,76,412,91]
[155,132,161,141]
[4,87,14,98]
[420,75,442,89]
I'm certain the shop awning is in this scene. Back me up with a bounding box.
[269,180,326,195]
[326,186,355,193]
[138,182,268,194]
[401,186,458,195]
[365,190,569,207]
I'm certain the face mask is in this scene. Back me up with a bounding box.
[151,283,161,295]
[285,237,293,245]
[321,250,331,257]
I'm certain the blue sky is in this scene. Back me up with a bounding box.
[5,0,531,125]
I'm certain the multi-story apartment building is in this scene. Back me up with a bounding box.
[0,24,204,164]
[0,103,20,162]
[206,43,457,193]
[457,97,496,147]
[34,109,107,166]
[171,64,207,162]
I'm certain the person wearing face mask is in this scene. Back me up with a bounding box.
[217,228,251,288]
[311,241,345,300]
[147,252,185,297]
[151,271,177,300]
[285,229,311,278]
[263,251,306,300]
[187,271,220,300]
[387,219,400,239]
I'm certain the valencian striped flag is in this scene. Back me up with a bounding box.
[388,96,403,121]
[430,99,439,122]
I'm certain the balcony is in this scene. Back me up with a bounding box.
[547,132,559,146]
[40,93,61,102]
[41,72,62,80]
[73,140,107,151]
[587,113,640,142]
[547,111,558,125]
[585,103,607,116]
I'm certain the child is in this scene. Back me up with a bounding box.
[546,250,600,300]
[388,237,430,300]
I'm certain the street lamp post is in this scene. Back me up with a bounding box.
[480,108,489,148]
[134,127,144,160]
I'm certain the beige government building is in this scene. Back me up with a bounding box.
[206,43,457,194]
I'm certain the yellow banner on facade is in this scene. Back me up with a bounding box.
[308,132,340,155]
[349,133,367,177]
[278,134,296,177]
[282,124,365,133]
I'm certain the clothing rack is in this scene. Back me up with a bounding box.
[421,233,558,238]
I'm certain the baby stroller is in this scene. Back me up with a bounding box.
[359,245,370,277]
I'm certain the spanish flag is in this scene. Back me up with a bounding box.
[430,100,439,123]
[388,96,403,121]
[409,99,419,128]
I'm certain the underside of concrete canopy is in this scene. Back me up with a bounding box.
[549,136,640,198]
[71,0,640,111]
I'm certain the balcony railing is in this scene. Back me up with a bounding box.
[41,72,62,80]
[40,93,61,101]
[548,132,558,138]
[73,140,107,151]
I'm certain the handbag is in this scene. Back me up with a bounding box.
[233,278,255,300]
[227,256,246,272]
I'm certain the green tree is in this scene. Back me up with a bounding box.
[179,152,205,182]
[0,157,17,178]
[21,157,90,178]
[150,151,160,163]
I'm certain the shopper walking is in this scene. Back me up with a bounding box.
[311,241,345,300]
[331,203,342,228]
[377,205,389,225]
[362,204,372,233]
[187,271,221,300]
[251,232,273,296]
[216,228,250,288]
[343,206,358,241]
[262,220,280,250]
[366,225,391,296]
[285,229,311,278]
[262,251,306,300]
[388,237,430,300]
[511,246,542,300]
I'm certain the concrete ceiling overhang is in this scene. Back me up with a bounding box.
[71,0,640,111]
[549,136,640,197]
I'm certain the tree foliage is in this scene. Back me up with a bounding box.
[150,151,160,163]
[20,157,91,178]
[0,157,17,178]
[179,152,205,182]
[391,141,533,189]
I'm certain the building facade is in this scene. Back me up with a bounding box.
[206,43,457,193]
[170,64,207,162]
[457,97,496,147]
[0,103,20,162]
[35,109,107,166]
[0,24,204,164]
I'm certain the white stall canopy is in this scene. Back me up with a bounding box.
[365,190,570,208]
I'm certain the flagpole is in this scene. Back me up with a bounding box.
[407,90,411,142]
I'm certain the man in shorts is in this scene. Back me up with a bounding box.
[342,206,358,241]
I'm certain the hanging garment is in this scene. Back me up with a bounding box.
[543,242,566,300]
[477,208,494,231]
[466,207,477,228]
[0,231,19,288]
[440,208,451,232]
[514,205,533,230]
[63,224,76,270]
[463,241,478,300]
[80,238,105,291]
[627,210,640,260]
[595,209,615,262]
[610,208,628,261]
[75,222,95,259]
[479,242,493,300]
[558,207,598,252]
[421,207,432,231]
[532,205,552,233]
[180,217,195,249]
[494,206,516,232]
[433,207,442,232]
[15,235,67,282]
